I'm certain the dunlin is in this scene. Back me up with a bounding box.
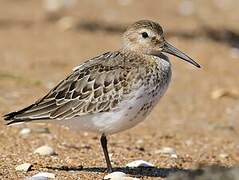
[4,20,200,172]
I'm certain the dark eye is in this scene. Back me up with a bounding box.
[141,32,149,38]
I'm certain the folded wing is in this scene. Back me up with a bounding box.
[4,51,139,125]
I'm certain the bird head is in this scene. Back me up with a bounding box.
[123,20,200,68]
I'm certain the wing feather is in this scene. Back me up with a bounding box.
[4,51,141,125]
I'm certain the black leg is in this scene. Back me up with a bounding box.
[100,134,113,172]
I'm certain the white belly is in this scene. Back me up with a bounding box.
[58,88,164,134]
[58,58,172,135]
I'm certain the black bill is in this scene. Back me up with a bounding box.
[162,41,201,68]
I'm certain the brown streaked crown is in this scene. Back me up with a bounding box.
[122,20,165,54]
[127,20,163,35]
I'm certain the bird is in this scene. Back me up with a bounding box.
[3,20,200,173]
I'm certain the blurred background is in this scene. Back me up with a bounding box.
[0,0,239,179]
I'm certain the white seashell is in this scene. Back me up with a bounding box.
[156,147,176,155]
[126,160,154,168]
[104,171,126,180]
[19,128,31,136]
[15,163,32,172]
[34,145,55,156]
[28,172,55,179]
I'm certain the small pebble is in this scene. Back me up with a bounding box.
[19,128,31,136]
[44,0,62,12]
[211,88,239,99]
[117,0,132,6]
[33,127,50,134]
[126,160,154,168]
[136,139,144,145]
[185,140,193,146]
[83,132,88,136]
[57,16,75,31]
[44,0,74,12]
[230,48,239,59]
[15,163,32,172]
[170,154,178,159]
[34,145,55,156]
[28,172,55,179]
[178,0,195,16]
[26,177,48,180]
[219,153,229,159]
[104,171,126,180]
[155,147,176,155]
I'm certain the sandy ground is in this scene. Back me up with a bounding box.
[0,0,239,179]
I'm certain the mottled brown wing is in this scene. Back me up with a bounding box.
[4,51,139,124]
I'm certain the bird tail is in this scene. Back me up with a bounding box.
[3,103,37,125]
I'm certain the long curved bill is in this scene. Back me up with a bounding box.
[162,41,201,68]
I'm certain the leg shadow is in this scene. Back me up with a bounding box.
[46,165,239,179]
[46,165,189,178]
